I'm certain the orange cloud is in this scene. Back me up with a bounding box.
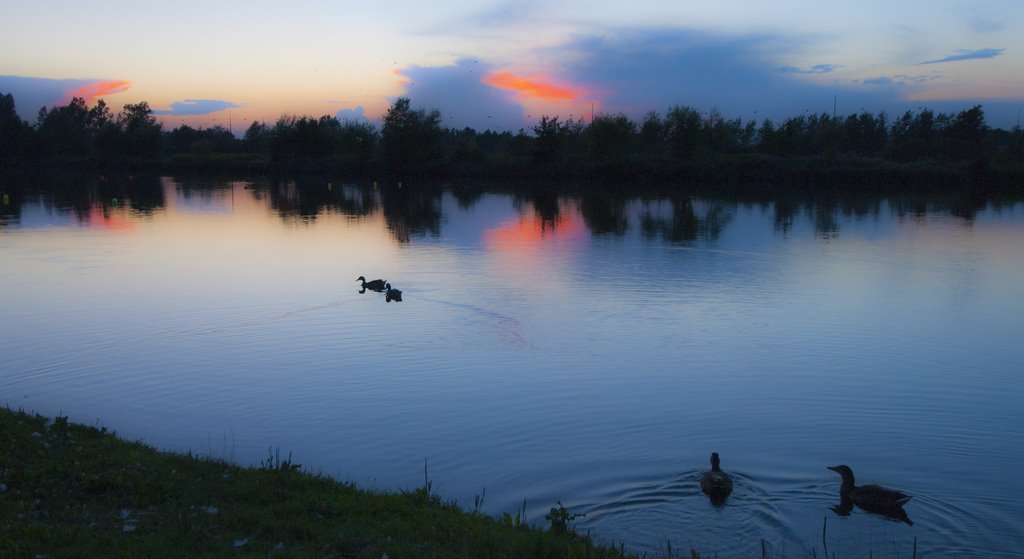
[391,69,410,85]
[65,80,131,104]
[483,71,579,101]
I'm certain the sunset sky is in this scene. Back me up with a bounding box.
[2,1,1022,132]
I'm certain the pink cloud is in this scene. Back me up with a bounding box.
[64,80,131,104]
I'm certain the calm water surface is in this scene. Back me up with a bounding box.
[1,175,1022,557]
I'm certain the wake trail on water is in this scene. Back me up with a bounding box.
[417,295,528,350]
[163,297,362,339]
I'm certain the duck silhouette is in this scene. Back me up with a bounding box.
[827,465,913,525]
[357,276,387,293]
[700,452,733,505]
[385,283,403,303]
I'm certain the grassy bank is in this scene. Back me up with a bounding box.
[0,407,641,559]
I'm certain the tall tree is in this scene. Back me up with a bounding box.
[639,111,666,157]
[945,105,988,159]
[381,97,443,170]
[586,113,636,161]
[532,115,582,163]
[336,120,377,165]
[243,121,271,154]
[36,97,91,156]
[0,92,32,159]
[664,106,702,159]
[89,99,123,160]
[118,101,162,158]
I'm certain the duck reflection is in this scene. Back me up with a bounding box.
[827,465,913,525]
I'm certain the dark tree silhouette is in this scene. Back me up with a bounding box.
[118,101,162,158]
[532,115,582,163]
[381,97,443,171]
[166,125,238,154]
[700,109,745,154]
[0,92,33,159]
[664,105,702,159]
[336,119,377,166]
[271,115,335,159]
[36,97,91,156]
[757,118,778,154]
[639,111,666,157]
[841,111,888,155]
[889,109,935,161]
[243,121,272,154]
[449,127,486,163]
[586,113,636,161]
[1,89,1018,186]
[944,105,988,160]
[89,100,123,161]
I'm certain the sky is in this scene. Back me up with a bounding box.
[1,1,1022,133]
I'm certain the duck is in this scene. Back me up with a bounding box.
[385,283,403,303]
[356,276,387,292]
[827,465,913,525]
[700,452,733,505]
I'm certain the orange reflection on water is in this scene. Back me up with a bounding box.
[483,203,586,253]
[86,205,136,232]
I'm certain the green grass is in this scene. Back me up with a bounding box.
[1,407,928,558]
[0,407,643,559]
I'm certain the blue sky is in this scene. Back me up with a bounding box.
[1,1,1021,131]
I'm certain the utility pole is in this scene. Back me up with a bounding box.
[833,95,837,119]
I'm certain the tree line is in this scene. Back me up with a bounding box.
[1,94,161,162]
[2,92,1022,175]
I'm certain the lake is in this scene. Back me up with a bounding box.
[1,174,1022,558]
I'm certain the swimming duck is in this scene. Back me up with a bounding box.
[827,465,912,525]
[700,452,733,505]
[385,283,403,303]
[356,276,387,292]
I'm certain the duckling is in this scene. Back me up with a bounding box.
[827,465,912,525]
[385,283,403,303]
[700,452,733,505]
[356,276,387,292]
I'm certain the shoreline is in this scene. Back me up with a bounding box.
[2,406,642,558]
[3,153,1023,194]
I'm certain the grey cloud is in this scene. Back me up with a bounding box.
[554,30,899,122]
[863,73,937,86]
[917,48,1005,65]
[396,58,525,131]
[336,106,369,123]
[153,99,242,116]
[543,29,1019,126]
[778,64,841,74]
[0,75,113,120]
